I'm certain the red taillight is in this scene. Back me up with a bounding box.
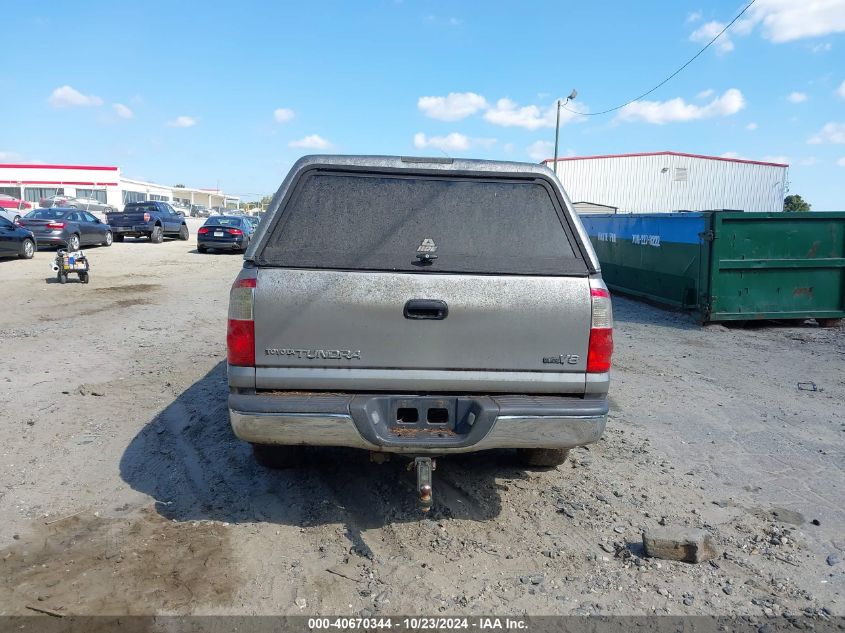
[143,213,151,222]
[586,287,613,373]
[227,278,256,367]
[198,227,209,234]
[46,222,66,229]
[227,320,255,367]
[227,228,243,235]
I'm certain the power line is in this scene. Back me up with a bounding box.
[563,0,756,117]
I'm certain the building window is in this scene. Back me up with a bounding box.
[149,194,169,201]
[123,190,147,204]
[174,197,190,206]
[75,188,107,203]
[25,187,64,203]
[674,167,688,182]
[0,186,21,198]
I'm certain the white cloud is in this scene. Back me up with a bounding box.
[837,80,845,99]
[721,152,748,160]
[616,88,745,125]
[527,140,554,162]
[696,89,715,100]
[761,155,789,164]
[48,85,103,108]
[687,10,703,23]
[808,122,845,144]
[744,0,845,43]
[418,92,488,121]
[690,21,734,53]
[167,115,197,128]
[273,107,295,123]
[787,91,808,103]
[746,122,758,131]
[0,151,21,161]
[413,132,495,153]
[113,103,133,119]
[811,42,832,52]
[484,98,551,129]
[483,97,584,130]
[289,134,332,149]
[837,157,845,167]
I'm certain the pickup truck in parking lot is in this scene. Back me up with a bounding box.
[226,155,613,509]
[106,201,189,243]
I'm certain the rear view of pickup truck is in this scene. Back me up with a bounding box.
[106,201,190,243]
[227,155,612,508]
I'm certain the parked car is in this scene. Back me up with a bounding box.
[72,196,117,215]
[0,215,36,259]
[39,195,79,209]
[19,208,113,250]
[105,201,189,243]
[243,215,260,231]
[0,194,32,222]
[197,215,254,253]
[171,201,190,216]
[225,155,613,508]
[190,204,211,218]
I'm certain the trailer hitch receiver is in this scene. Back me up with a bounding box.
[414,457,435,512]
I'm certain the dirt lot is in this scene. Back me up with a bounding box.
[0,222,842,617]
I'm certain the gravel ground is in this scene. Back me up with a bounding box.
[0,223,842,617]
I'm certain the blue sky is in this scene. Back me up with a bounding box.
[2,0,844,208]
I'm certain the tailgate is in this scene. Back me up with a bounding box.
[106,213,146,227]
[255,268,591,370]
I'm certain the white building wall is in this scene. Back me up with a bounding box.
[0,163,121,207]
[546,153,788,213]
[120,177,173,205]
[0,163,241,212]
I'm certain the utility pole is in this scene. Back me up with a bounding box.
[553,89,578,176]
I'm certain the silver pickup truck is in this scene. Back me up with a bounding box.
[226,155,612,508]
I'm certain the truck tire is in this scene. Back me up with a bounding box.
[150,225,164,244]
[251,444,304,469]
[114,234,125,242]
[818,318,843,328]
[516,448,570,467]
[178,224,189,241]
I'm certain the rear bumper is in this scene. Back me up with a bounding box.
[111,226,152,235]
[34,234,69,246]
[198,237,247,249]
[228,392,607,454]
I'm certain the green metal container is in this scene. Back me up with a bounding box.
[580,211,845,323]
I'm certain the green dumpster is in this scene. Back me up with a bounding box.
[579,211,845,324]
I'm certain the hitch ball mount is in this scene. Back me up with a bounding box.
[412,457,435,512]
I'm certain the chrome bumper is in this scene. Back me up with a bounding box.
[229,394,607,455]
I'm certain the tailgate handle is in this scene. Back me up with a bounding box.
[404,299,448,320]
